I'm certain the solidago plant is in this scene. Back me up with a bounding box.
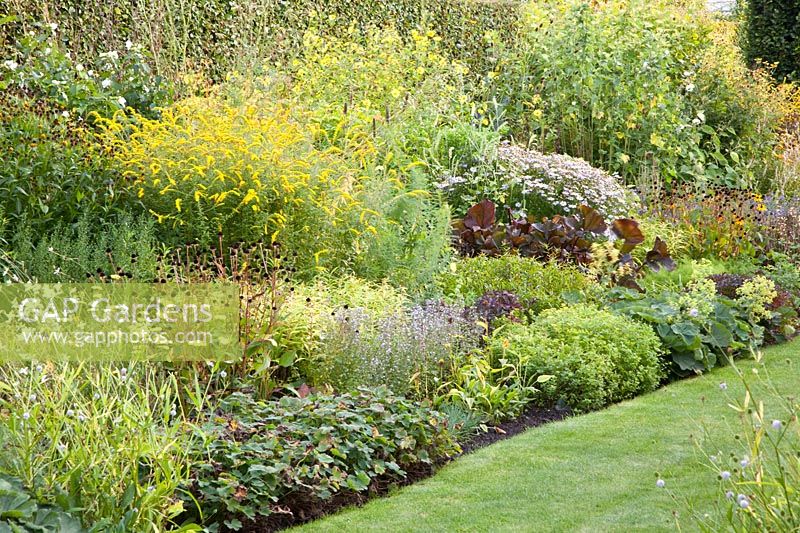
[94,94,381,273]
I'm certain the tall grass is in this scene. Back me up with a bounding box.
[0,362,216,531]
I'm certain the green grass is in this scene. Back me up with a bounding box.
[296,341,800,532]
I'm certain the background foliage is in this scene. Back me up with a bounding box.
[1,0,519,83]
[744,0,800,82]
[498,0,789,190]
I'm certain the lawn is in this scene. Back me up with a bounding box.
[298,340,800,532]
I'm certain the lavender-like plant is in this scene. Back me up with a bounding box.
[310,301,481,398]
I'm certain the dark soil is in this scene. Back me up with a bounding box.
[236,404,570,532]
[458,404,572,455]
[241,463,435,532]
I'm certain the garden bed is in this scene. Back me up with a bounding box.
[237,404,571,532]
[1,0,799,531]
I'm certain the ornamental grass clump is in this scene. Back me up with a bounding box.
[0,362,198,530]
[689,354,800,532]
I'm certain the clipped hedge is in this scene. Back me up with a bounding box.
[745,0,800,82]
[2,0,520,81]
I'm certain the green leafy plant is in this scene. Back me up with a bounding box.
[709,273,798,344]
[761,251,800,294]
[638,258,731,293]
[1,25,170,119]
[0,93,120,240]
[608,280,764,374]
[489,305,664,413]
[182,388,458,529]
[0,473,84,531]
[437,352,545,423]
[352,170,453,296]
[434,402,485,441]
[429,122,504,217]
[438,254,591,315]
[272,275,411,391]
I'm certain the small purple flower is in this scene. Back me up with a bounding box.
[740,458,749,468]
[688,308,699,317]
[739,498,750,509]
[726,491,734,499]
[772,420,782,430]
[721,471,731,481]
[656,479,665,488]
[719,382,728,391]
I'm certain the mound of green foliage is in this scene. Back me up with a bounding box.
[489,305,664,412]
[438,254,590,315]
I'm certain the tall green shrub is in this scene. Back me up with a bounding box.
[745,0,800,82]
[499,0,785,189]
